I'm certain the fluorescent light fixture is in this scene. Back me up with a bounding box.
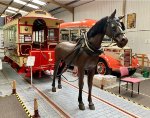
[19,10,28,14]
[14,0,26,5]
[1,14,7,17]
[27,4,39,9]
[6,9,16,14]
[19,10,28,15]
[32,0,46,6]
[8,7,19,11]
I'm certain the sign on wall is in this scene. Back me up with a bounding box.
[127,13,136,29]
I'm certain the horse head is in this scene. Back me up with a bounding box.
[105,9,128,48]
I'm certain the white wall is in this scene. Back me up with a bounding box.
[125,0,150,54]
[74,0,123,21]
[54,0,150,54]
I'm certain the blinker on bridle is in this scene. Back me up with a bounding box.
[106,18,125,39]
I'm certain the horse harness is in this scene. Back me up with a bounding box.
[83,32,104,56]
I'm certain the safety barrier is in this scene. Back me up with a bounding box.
[136,54,150,67]
[11,80,40,118]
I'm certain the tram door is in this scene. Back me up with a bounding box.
[32,19,47,49]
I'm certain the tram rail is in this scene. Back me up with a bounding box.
[1,66,140,118]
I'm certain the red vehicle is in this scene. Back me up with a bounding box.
[60,19,139,76]
[3,10,63,77]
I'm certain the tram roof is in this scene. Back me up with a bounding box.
[19,10,63,23]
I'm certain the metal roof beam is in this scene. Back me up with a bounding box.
[45,0,74,13]
[0,2,8,6]
[0,0,14,16]
[49,0,79,13]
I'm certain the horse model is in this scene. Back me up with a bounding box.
[52,10,128,110]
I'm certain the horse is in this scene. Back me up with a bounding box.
[51,10,128,110]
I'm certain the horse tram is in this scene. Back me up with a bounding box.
[3,10,63,77]
[60,19,139,76]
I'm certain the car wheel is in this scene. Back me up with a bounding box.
[96,59,112,75]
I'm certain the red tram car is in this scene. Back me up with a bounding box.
[3,10,63,77]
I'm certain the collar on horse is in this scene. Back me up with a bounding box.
[83,32,103,56]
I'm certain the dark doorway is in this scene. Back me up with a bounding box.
[32,19,47,49]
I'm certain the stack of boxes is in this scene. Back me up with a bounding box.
[93,74,117,88]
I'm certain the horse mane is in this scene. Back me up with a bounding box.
[87,16,108,39]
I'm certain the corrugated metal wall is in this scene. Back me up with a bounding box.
[54,0,150,54]
[54,11,73,22]
[74,0,123,21]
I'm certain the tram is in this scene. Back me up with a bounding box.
[60,19,139,76]
[3,10,63,77]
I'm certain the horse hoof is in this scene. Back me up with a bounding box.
[79,103,85,110]
[52,87,56,92]
[58,84,62,89]
[89,104,95,110]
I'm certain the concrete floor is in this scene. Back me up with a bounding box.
[0,62,150,118]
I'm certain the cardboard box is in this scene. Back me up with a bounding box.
[93,74,117,88]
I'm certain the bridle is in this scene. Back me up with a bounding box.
[106,18,125,40]
[83,18,125,54]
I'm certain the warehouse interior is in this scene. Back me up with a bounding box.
[0,0,150,118]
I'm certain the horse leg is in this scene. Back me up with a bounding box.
[52,60,61,92]
[87,69,95,110]
[57,62,66,89]
[78,69,85,110]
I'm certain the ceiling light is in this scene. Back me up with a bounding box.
[6,9,16,14]
[27,4,39,9]
[19,10,28,14]
[8,7,19,11]
[19,10,28,15]
[14,0,26,5]
[1,14,7,17]
[32,0,46,6]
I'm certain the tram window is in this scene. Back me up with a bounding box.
[6,25,17,43]
[11,26,16,42]
[33,30,44,43]
[8,28,11,42]
[48,29,54,40]
[47,28,58,41]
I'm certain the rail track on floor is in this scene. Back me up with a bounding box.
[1,67,140,118]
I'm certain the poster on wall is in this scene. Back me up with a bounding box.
[127,13,136,29]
